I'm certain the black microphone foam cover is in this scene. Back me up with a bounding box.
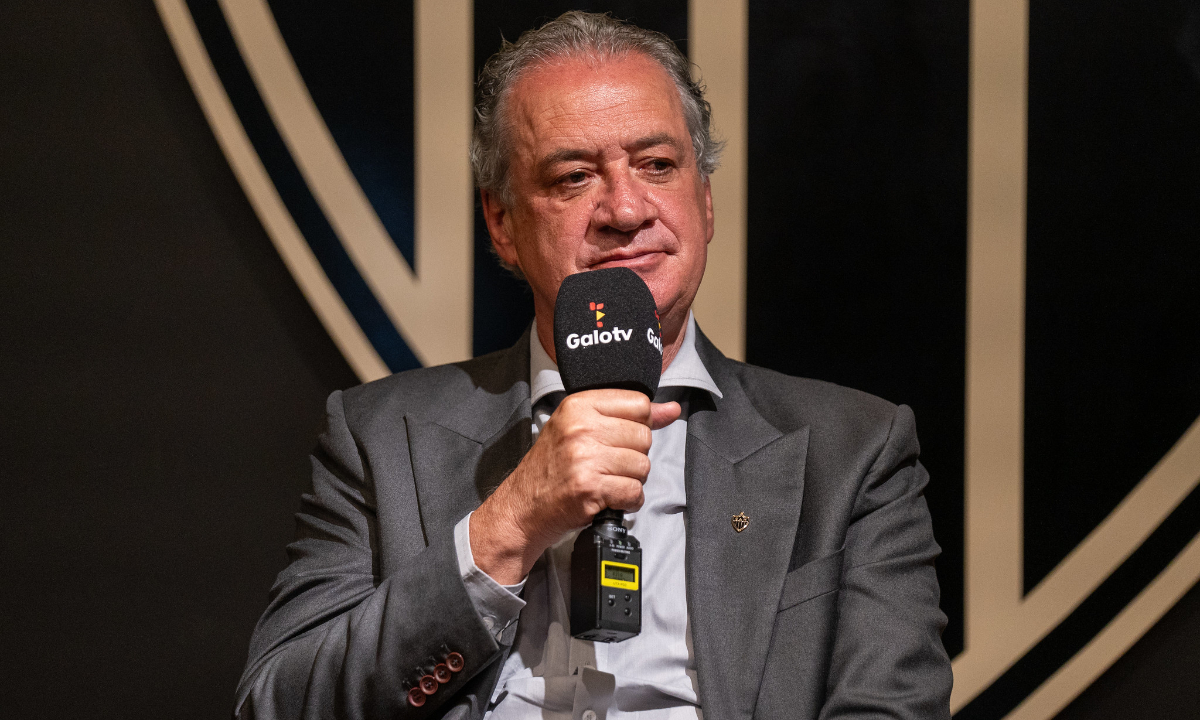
[553,267,663,399]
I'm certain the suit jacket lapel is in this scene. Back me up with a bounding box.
[406,329,534,545]
[686,331,810,720]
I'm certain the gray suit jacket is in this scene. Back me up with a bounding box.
[235,327,952,720]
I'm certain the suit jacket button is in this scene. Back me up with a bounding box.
[434,663,452,683]
[446,652,464,672]
[419,675,438,695]
[407,688,427,707]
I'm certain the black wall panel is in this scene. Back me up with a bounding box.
[1023,0,1200,592]
[746,0,970,656]
[0,0,356,716]
[1057,579,1200,719]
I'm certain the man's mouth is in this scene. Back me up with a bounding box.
[591,250,665,270]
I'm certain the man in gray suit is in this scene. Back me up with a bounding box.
[236,11,952,720]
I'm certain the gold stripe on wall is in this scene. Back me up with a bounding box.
[415,0,474,361]
[954,1,1200,714]
[154,0,390,382]
[1009,516,1200,719]
[957,0,1029,707]
[688,0,748,362]
[220,0,473,367]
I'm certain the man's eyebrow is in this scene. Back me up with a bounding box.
[626,133,685,155]
[536,134,687,176]
[537,148,593,176]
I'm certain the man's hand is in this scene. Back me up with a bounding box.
[469,389,681,585]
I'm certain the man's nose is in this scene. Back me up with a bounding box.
[595,167,657,233]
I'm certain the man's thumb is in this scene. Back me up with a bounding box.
[649,401,682,430]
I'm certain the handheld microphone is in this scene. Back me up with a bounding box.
[552,267,663,643]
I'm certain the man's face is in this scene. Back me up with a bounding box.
[482,53,713,344]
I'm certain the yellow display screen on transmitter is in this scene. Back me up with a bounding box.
[600,560,639,590]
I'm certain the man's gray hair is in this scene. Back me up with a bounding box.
[471,11,723,208]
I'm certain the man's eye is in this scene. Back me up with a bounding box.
[560,171,588,185]
[644,159,674,174]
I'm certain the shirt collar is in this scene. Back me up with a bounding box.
[529,310,723,406]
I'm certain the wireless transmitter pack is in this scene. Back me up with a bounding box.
[553,267,663,643]
[570,509,643,642]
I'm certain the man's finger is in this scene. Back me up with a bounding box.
[597,475,646,512]
[594,447,653,482]
[569,388,653,423]
[553,412,652,452]
[649,401,681,430]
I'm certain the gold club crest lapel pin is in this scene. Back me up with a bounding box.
[731,512,750,533]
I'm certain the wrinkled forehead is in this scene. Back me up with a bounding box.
[503,53,689,161]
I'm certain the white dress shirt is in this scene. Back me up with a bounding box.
[453,312,721,720]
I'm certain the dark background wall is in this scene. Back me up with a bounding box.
[1,1,1197,718]
[1,1,357,714]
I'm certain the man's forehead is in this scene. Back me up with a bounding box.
[505,54,688,154]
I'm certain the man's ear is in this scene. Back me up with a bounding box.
[703,175,715,244]
[480,188,521,269]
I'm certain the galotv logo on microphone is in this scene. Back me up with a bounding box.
[565,301,662,354]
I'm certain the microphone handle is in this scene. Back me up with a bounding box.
[590,507,628,543]
[593,508,624,525]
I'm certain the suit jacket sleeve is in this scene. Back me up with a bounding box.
[234,390,504,720]
[819,405,953,720]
